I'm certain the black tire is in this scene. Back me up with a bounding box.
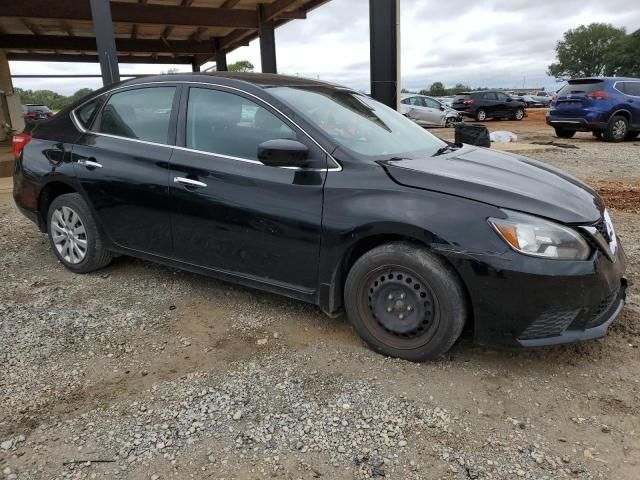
[555,128,576,139]
[445,117,457,128]
[513,107,525,121]
[47,193,113,273]
[475,109,487,121]
[626,131,639,140]
[603,115,628,143]
[344,242,467,362]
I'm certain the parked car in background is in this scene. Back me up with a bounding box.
[546,77,640,142]
[452,91,526,121]
[529,91,552,107]
[434,96,454,108]
[22,104,54,120]
[400,94,461,127]
[12,73,627,361]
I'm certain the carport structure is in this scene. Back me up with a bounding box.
[0,0,333,77]
[0,0,400,142]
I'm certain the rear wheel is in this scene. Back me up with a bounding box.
[554,127,576,138]
[475,109,487,121]
[344,242,467,362]
[47,193,113,273]
[603,115,628,143]
[513,108,525,120]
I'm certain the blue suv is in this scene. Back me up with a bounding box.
[546,77,640,142]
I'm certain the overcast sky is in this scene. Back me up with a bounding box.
[9,0,640,96]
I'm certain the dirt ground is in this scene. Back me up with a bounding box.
[1,114,639,480]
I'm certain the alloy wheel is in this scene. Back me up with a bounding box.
[612,119,627,140]
[515,108,524,120]
[51,206,88,264]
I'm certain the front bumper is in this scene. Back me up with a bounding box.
[453,238,628,349]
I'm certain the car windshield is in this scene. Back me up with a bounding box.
[269,86,445,158]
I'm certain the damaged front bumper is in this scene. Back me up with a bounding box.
[447,239,628,349]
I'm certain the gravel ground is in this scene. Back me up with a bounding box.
[1,143,639,480]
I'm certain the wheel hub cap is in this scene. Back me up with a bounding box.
[368,271,435,337]
[51,206,87,264]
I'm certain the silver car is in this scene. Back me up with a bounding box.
[400,94,461,127]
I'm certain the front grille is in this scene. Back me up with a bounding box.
[519,310,579,340]
[594,219,611,243]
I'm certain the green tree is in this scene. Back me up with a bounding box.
[547,23,626,81]
[428,81,446,96]
[607,28,640,77]
[450,83,470,95]
[227,60,254,72]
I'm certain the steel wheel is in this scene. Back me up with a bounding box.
[361,267,440,350]
[51,206,87,264]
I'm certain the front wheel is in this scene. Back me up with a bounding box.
[47,193,113,273]
[445,117,457,128]
[344,243,467,362]
[475,109,487,121]
[555,128,576,138]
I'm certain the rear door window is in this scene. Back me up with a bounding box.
[75,98,103,130]
[97,87,176,144]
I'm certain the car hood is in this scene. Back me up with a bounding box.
[380,146,603,224]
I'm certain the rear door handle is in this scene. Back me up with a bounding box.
[77,158,103,169]
[174,177,207,188]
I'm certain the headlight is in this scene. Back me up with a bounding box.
[489,210,591,260]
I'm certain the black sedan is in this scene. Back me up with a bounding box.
[13,73,627,361]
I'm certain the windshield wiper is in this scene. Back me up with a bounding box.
[432,144,460,157]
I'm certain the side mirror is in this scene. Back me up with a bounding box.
[506,98,513,102]
[439,106,445,111]
[258,139,309,168]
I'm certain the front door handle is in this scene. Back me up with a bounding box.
[77,158,103,169]
[174,177,207,188]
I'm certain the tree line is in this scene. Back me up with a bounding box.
[15,87,94,111]
[548,23,639,80]
[402,83,496,97]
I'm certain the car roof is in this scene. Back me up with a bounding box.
[569,77,639,83]
[116,72,351,91]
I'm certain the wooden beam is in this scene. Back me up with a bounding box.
[6,52,195,64]
[0,1,259,29]
[0,34,218,54]
[220,0,242,8]
[262,0,298,22]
